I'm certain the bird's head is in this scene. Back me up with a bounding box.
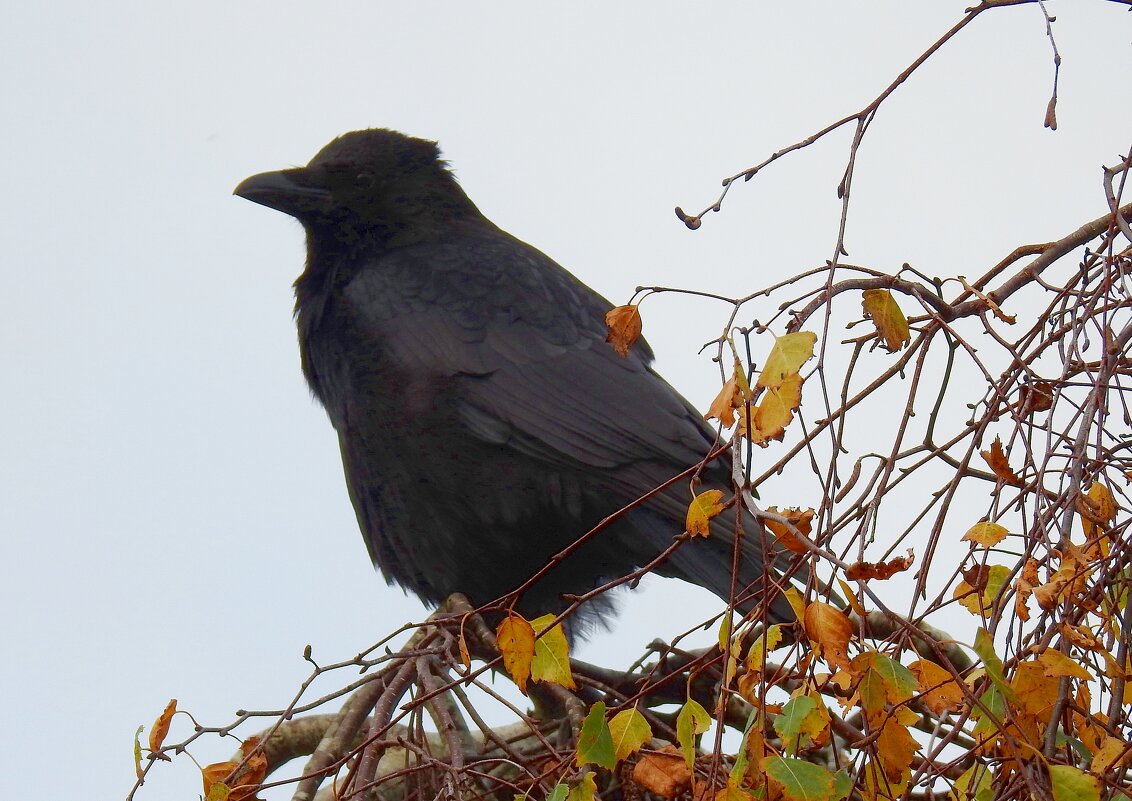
[235,129,484,248]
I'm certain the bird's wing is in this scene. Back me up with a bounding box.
[341,234,721,480]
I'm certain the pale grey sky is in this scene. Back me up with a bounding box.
[2,3,1129,798]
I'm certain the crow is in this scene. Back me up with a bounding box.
[235,129,797,635]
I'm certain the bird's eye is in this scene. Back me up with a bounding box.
[355,172,375,190]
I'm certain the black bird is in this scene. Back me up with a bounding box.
[235,129,796,634]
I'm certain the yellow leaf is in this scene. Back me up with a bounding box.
[757,332,817,389]
[686,490,725,537]
[566,772,597,801]
[496,614,536,693]
[1037,649,1092,681]
[962,521,1009,547]
[604,305,642,357]
[861,289,910,352]
[752,373,804,443]
[609,707,652,764]
[530,614,576,690]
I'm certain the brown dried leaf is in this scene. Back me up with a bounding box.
[980,437,1022,486]
[604,305,642,357]
[844,550,914,581]
[1014,379,1054,417]
[705,358,750,428]
[632,746,690,799]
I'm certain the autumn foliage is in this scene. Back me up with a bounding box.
[131,5,1132,801]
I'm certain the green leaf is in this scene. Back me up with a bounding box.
[1049,765,1099,801]
[762,756,847,801]
[676,698,711,769]
[576,702,616,770]
[872,653,918,704]
[773,695,817,752]
[608,707,652,764]
[529,614,576,690]
[546,784,569,801]
[973,628,1019,704]
[971,685,1005,740]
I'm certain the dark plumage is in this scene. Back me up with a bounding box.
[235,129,796,634]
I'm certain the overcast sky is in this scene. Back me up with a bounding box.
[3,2,1130,799]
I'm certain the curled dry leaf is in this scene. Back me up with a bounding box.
[148,699,177,760]
[1014,379,1054,417]
[844,550,915,581]
[201,737,267,801]
[958,276,1016,324]
[604,305,642,357]
[979,437,1022,486]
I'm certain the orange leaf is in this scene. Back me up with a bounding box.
[844,550,914,581]
[909,659,965,715]
[148,699,177,760]
[763,507,815,554]
[861,289,910,352]
[980,437,1022,486]
[632,746,690,799]
[686,490,726,538]
[496,614,536,694]
[876,714,919,781]
[202,761,238,801]
[604,305,642,357]
[804,602,852,672]
[705,358,750,428]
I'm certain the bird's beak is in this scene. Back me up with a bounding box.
[234,168,331,218]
